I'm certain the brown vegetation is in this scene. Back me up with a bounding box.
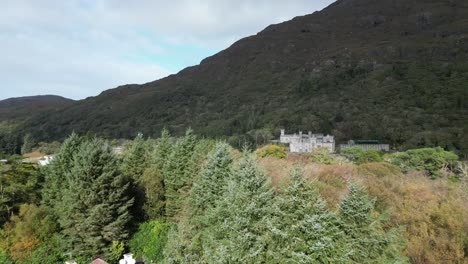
[258,157,468,264]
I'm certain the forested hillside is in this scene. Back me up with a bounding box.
[0,132,466,263]
[0,0,466,155]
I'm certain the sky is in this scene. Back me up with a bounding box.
[0,0,334,100]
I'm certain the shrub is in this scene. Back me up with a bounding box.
[254,144,286,159]
[309,146,337,164]
[340,147,383,164]
[129,220,171,263]
[388,147,458,178]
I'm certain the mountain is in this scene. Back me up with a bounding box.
[0,95,74,121]
[5,0,468,154]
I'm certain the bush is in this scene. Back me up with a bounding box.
[129,220,172,263]
[340,147,383,164]
[388,147,458,178]
[309,146,338,164]
[255,144,286,159]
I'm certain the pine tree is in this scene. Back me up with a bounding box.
[339,184,407,263]
[57,138,134,260]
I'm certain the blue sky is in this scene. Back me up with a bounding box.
[0,0,334,100]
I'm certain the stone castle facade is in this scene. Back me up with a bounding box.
[279,129,335,153]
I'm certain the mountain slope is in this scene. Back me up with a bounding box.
[0,95,74,121]
[13,0,468,154]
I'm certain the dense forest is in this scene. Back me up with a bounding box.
[0,131,466,263]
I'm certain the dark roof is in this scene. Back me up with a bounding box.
[354,140,380,144]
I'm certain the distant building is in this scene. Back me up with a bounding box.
[280,129,335,153]
[38,155,54,166]
[339,140,390,152]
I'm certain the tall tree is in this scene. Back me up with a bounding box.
[41,133,82,209]
[121,134,152,181]
[141,128,172,219]
[339,184,407,263]
[199,151,274,263]
[189,142,232,218]
[163,129,199,221]
[57,138,134,260]
[267,166,350,263]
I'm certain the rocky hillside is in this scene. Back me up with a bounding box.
[6,0,468,154]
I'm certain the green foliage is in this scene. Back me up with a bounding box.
[107,241,125,263]
[41,132,83,208]
[268,166,350,263]
[199,152,274,263]
[309,146,337,164]
[20,134,35,155]
[33,141,61,155]
[341,147,383,164]
[190,142,233,218]
[0,252,14,264]
[339,184,407,263]
[254,144,286,159]
[121,134,152,181]
[388,147,459,178]
[129,220,171,263]
[45,135,134,260]
[0,162,41,226]
[163,129,200,221]
[141,129,172,219]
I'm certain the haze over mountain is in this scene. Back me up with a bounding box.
[1,0,467,155]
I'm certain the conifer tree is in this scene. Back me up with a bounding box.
[267,166,350,263]
[201,151,274,263]
[163,129,199,221]
[189,142,232,218]
[339,184,407,263]
[152,128,172,171]
[41,133,82,209]
[57,138,134,260]
[121,134,151,181]
[164,142,233,261]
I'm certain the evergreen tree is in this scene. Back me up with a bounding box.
[164,142,233,261]
[152,128,172,171]
[267,166,350,263]
[141,128,172,219]
[200,151,274,263]
[41,133,82,209]
[163,129,199,221]
[57,138,134,260]
[339,184,407,263]
[121,134,151,181]
[120,134,152,222]
[189,142,232,218]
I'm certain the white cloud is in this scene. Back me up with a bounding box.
[0,0,334,100]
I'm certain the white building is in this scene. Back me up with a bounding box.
[280,129,335,153]
[38,155,54,166]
